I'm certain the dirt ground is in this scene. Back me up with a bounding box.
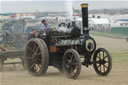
[0,35,128,85]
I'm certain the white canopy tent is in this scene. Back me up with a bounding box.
[90,18,110,25]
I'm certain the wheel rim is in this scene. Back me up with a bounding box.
[94,49,112,75]
[63,51,80,78]
[26,41,42,73]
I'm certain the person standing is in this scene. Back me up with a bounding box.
[41,19,51,32]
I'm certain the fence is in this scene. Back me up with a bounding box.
[111,27,128,35]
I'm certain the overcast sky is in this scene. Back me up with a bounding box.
[0,0,128,13]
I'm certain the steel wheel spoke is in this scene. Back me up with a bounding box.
[97,56,101,60]
[105,60,109,63]
[30,63,36,69]
[66,56,74,73]
[37,58,41,62]
[103,65,105,73]
[100,64,101,71]
[97,64,101,68]
[103,64,108,69]
[28,47,34,53]
[103,56,107,60]
[33,43,37,51]
[37,52,41,56]
[96,60,101,64]
[28,53,33,57]
[71,54,74,61]
[35,46,40,54]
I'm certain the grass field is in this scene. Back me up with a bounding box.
[112,50,128,63]
[90,31,128,39]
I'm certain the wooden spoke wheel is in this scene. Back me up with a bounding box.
[93,48,112,76]
[24,38,49,76]
[63,49,81,79]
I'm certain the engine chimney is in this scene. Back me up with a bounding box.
[81,3,89,35]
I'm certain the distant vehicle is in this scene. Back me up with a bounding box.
[0,32,28,48]
[2,19,26,33]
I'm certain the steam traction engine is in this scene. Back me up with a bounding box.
[24,4,112,79]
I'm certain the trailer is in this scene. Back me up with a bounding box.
[0,50,24,71]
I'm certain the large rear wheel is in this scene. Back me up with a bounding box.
[93,48,112,76]
[63,49,81,79]
[24,38,49,76]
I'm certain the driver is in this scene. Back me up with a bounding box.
[41,19,51,32]
[28,29,36,40]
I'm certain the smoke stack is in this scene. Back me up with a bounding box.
[81,3,89,34]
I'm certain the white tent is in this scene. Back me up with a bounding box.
[91,18,110,25]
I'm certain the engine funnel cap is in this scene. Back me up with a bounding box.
[81,3,88,8]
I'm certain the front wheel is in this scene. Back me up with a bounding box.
[63,49,81,79]
[93,48,112,76]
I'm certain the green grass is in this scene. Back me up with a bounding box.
[111,50,128,63]
[90,31,128,39]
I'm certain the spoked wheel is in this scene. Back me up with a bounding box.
[24,38,49,76]
[93,48,112,76]
[63,49,81,79]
